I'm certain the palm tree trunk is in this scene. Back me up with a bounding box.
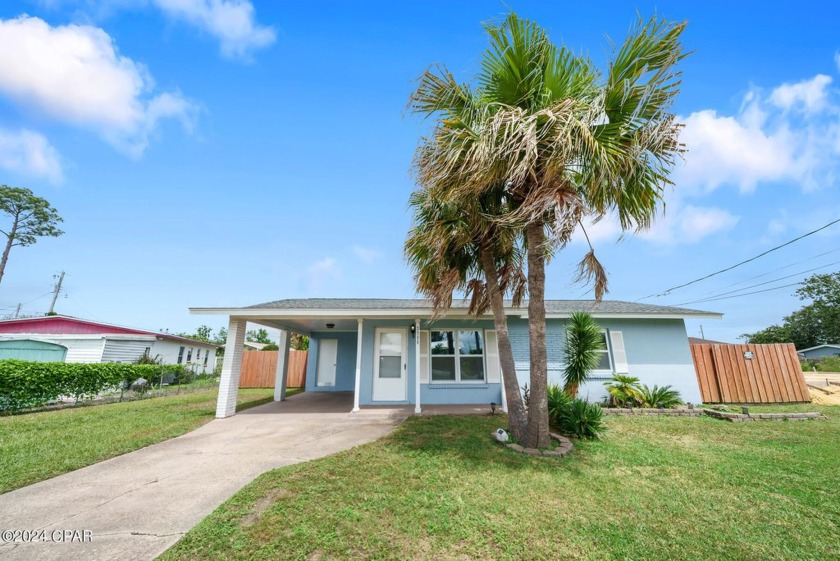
[524,221,551,449]
[0,215,17,287]
[479,245,527,442]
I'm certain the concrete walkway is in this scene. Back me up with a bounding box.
[0,392,407,561]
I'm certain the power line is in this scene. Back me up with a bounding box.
[696,247,840,297]
[678,259,840,305]
[638,216,840,300]
[677,281,803,306]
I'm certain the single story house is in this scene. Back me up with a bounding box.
[190,298,721,418]
[0,316,218,373]
[798,344,840,361]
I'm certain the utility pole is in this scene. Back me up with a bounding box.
[48,271,65,314]
[14,303,21,318]
[699,324,705,340]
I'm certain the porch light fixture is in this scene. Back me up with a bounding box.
[326,323,335,329]
[410,324,416,335]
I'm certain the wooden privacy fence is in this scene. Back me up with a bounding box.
[239,350,308,388]
[691,343,809,404]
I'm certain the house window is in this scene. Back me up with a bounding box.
[196,349,201,360]
[430,330,485,383]
[144,346,151,358]
[187,348,193,362]
[204,352,209,367]
[177,346,185,364]
[587,331,614,379]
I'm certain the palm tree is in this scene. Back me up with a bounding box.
[404,186,529,442]
[409,13,687,448]
[562,312,604,397]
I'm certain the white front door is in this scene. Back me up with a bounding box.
[316,339,337,387]
[372,328,407,401]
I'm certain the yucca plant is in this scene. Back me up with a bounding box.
[555,398,606,440]
[604,374,643,407]
[547,383,572,426]
[563,312,604,397]
[640,384,683,408]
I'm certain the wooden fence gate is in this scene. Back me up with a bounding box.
[239,350,308,388]
[691,343,809,403]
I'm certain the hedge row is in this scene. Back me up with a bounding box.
[0,360,185,412]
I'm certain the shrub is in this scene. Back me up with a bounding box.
[640,384,683,408]
[604,374,643,407]
[555,398,606,440]
[546,383,605,440]
[0,360,184,412]
[547,383,572,423]
[261,343,280,351]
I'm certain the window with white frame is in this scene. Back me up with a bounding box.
[177,346,185,364]
[430,330,485,382]
[591,331,613,377]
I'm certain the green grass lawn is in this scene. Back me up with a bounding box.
[0,387,300,494]
[162,405,840,561]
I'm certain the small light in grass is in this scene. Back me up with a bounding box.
[490,402,496,415]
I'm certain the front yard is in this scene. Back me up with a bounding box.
[163,404,839,561]
[0,387,297,493]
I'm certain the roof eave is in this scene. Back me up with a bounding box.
[190,307,722,320]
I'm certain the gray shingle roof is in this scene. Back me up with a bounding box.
[246,298,718,317]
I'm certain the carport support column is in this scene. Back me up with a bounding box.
[216,318,246,418]
[273,329,291,402]
[414,318,421,414]
[352,319,363,413]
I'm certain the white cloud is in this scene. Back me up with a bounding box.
[650,204,740,244]
[769,74,833,113]
[352,245,381,264]
[299,257,341,294]
[0,128,63,183]
[678,109,792,193]
[676,67,840,194]
[151,0,276,60]
[0,15,196,157]
[574,199,739,247]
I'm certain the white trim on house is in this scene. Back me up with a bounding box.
[191,307,722,321]
[352,319,363,413]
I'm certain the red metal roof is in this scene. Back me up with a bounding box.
[0,316,217,346]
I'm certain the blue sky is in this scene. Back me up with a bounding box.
[0,0,838,343]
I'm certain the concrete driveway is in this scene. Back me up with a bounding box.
[0,392,407,561]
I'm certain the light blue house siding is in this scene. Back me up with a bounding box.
[799,345,840,360]
[305,318,503,406]
[507,317,701,404]
[305,316,700,406]
[0,339,67,362]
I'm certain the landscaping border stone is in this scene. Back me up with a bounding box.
[701,409,827,422]
[491,431,574,457]
[601,407,701,417]
[599,406,827,422]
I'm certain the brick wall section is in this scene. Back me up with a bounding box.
[216,319,246,418]
[509,318,565,383]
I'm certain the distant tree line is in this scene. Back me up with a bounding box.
[741,272,840,349]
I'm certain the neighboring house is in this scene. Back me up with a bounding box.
[0,316,218,373]
[191,298,721,417]
[798,344,840,361]
[219,341,270,351]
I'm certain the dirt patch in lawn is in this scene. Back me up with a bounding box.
[240,488,294,528]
